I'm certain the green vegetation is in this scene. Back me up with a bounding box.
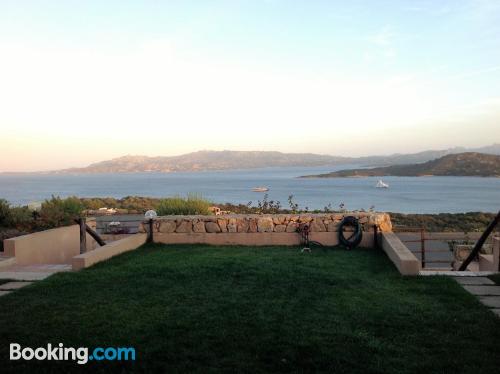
[0,196,86,249]
[0,244,499,373]
[79,196,162,212]
[156,194,212,215]
[1,195,497,250]
[390,212,497,232]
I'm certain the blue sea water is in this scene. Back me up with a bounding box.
[1,165,499,213]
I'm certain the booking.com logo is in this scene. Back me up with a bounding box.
[10,343,136,365]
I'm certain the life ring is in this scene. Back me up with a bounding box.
[338,216,363,249]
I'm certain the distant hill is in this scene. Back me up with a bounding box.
[355,144,500,167]
[57,151,350,173]
[301,153,500,178]
[37,144,500,174]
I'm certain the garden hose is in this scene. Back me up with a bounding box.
[338,216,363,249]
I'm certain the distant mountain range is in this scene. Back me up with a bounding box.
[301,153,500,178]
[55,151,350,173]
[13,143,500,174]
[353,144,500,166]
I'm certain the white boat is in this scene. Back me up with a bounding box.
[375,180,389,188]
[252,187,269,192]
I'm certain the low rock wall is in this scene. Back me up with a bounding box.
[139,213,392,235]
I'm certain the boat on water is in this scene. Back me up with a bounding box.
[375,180,389,188]
[252,187,269,192]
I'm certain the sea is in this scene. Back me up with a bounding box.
[1,165,499,213]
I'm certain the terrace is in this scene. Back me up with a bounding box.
[0,212,499,372]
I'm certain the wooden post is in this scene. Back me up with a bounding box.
[459,210,500,271]
[420,227,425,268]
[79,217,87,254]
[74,219,106,247]
[147,218,154,243]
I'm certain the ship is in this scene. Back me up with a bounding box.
[252,187,269,192]
[375,180,389,188]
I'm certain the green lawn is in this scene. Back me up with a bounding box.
[1,244,499,373]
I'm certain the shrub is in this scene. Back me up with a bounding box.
[8,206,33,230]
[0,199,12,227]
[38,196,84,229]
[156,194,212,216]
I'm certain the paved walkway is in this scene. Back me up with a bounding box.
[0,264,72,297]
[0,281,35,297]
[453,277,500,318]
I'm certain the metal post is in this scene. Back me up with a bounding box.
[420,227,425,268]
[147,218,154,243]
[79,217,87,254]
[373,225,378,249]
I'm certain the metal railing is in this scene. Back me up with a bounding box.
[394,226,499,269]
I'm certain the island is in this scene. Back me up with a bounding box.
[300,153,500,178]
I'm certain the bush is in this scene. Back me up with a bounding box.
[156,194,212,216]
[8,206,33,230]
[0,199,12,227]
[38,196,84,229]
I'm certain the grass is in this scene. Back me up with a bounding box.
[0,245,499,373]
[156,194,212,215]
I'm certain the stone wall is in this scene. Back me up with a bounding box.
[138,213,392,235]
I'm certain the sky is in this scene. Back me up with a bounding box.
[1,0,500,172]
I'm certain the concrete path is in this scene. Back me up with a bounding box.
[0,264,71,297]
[453,277,500,318]
[0,281,34,297]
[0,281,34,290]
[0,264,71,281]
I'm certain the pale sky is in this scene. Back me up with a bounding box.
[1,0,500,172]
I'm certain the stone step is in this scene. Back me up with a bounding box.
[463,285,500,296]
[0,255,16,269]
[479,296,500,309]
[0,271,52,281]
[0,281,34,291]
[419,270,496,276]
[0,290,13,297]
[453,277,494,286]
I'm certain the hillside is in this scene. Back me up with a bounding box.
[355,144,500,166]
[40,144,500,174]
[57,151,350,173]
[301,153,500,178]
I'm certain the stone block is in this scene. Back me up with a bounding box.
[248,218,258,233]
[257,217,274,232]
[176,221,192,233]
[193,221,206,233]
[310,219,326,232]
[205,222,221,233]
[237,219,249,233]
[274,224,286,233]
[217,219,228,233]
[159,220,176,233]
[327,222,339,232]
